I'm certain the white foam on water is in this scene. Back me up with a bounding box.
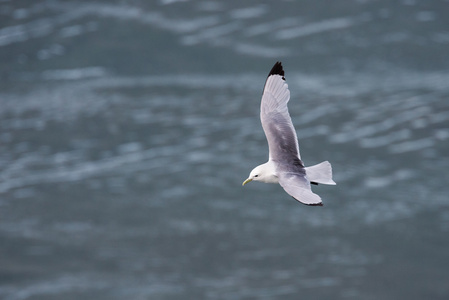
[41,67,108,80]
[229,5,267,20]
[364,169,415,189]
[181,22,242,45]
[360,129,411,148]
[0,146,177,193]
[331,105,433,144]
[244,18,299,37]
[0,276,108,300]
[159,0,189,5]
[389,138,435,154]
[276,17,357,40]
[59,24,93,38]
[234,42,290,58]
[416,11,436,22]
[434,128,449,140]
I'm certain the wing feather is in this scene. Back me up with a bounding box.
[278,172,323,206]
[257,62,326,206]
[260,62,301,162]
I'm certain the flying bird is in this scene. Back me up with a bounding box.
[242,62,336,206]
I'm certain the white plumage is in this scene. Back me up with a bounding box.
[242,62,335,206]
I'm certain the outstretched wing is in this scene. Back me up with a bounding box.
[259,62,327,206]
[278,172,323,206]
[260,62,302,163]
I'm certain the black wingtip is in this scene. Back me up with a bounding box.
[268,61,285,80]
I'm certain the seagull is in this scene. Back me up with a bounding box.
[242,62,336,206]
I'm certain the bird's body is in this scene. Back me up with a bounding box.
[242,62,335,206]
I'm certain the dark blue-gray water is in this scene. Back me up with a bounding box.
[1,1,449,299]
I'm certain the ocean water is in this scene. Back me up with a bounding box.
[1,1,449,299]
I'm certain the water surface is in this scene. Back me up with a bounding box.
[1,1,449,299]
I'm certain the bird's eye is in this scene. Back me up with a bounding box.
[254,175,259,177]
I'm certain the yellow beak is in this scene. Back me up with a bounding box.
[242,178,253,186]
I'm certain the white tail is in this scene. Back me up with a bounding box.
[305,161,336,185]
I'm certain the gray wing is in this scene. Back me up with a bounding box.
[260,62,302,163]
[261,63,322,206]
[278,171,323,206]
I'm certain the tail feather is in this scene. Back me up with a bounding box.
[305,161,336,185]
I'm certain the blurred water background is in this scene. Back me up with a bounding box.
[1,0,449,299]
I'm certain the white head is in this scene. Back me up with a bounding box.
[242,162,278,185]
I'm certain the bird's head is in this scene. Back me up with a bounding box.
[243,163,277,185]
[242,166,261,186]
